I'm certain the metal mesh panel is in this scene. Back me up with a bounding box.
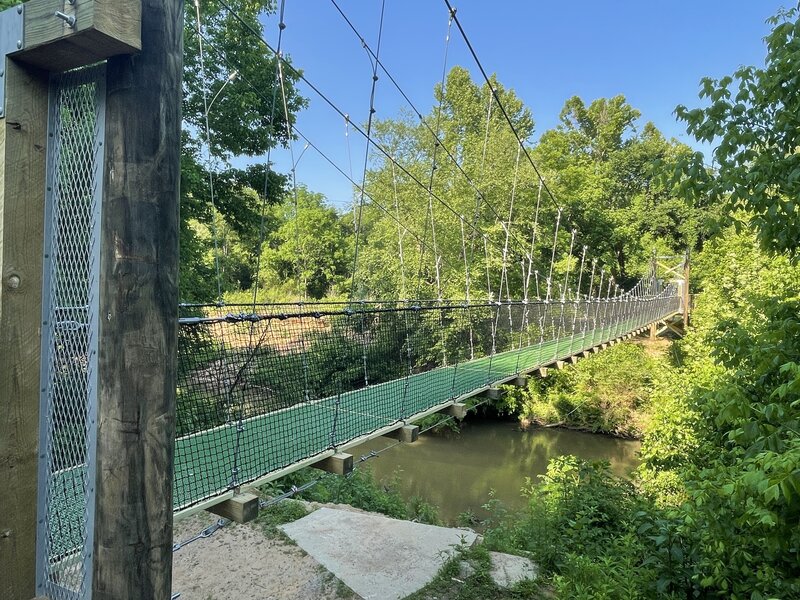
[37,65,106,600]
[174,286,680,511]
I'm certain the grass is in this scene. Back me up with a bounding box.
[253,498,309,543]
[405,544,544,600]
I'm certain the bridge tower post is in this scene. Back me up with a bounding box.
[682,251,690,327]
[0,0,180,597]
[0,7,49,597]
[92,0,182,597]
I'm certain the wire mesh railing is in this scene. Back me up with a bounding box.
[37,64,106,600]
[174,286,681,510]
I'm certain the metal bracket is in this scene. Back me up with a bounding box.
[0,3,24,119]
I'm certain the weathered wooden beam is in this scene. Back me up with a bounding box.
[91,1,182,598]
[682,257,690,327]
[0,56,48,600]
[649,323,657,340]
[444,402,468,420]
[660,322,685,338]
[208,493,259,524]
[382,424,419,443]
[16,0,141,72]
[312,453,354,476]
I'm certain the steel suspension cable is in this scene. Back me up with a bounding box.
[250,0,288,309]
[329,1,533,262]
[350,0,387,301]
[193,0,225,304]
[498,142,522,302]
[523,180,543,298]
[416,10,453,300]
[213,0,528,272]
[442,0,636,294]
[442,0,562,216]
[391,160,408,299]
[276,48,306,301]
[190,30,466,281]
[470,94,494,299]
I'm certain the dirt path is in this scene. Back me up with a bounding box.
[172,512,356,600]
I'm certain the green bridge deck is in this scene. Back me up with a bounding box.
[172,313,668,511]
[47,310,676,558]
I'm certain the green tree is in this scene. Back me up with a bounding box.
[255,186,352,301]
[534,95,704,282]
[180,0,306,302]
[636,5,800,594]
[357,66,545,301]
[675,4,800,256]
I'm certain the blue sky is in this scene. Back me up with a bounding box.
[255,1,789,209]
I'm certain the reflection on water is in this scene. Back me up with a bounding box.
[350,420,641,524]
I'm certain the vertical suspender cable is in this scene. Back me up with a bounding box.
[251,0,288,309]
[193,0,224,304]
[350,0,387,301]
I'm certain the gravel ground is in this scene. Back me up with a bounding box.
[172,512,357,600]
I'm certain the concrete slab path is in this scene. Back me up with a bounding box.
[280,507,478,599]
[488,551,538,588]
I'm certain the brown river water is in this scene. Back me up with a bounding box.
[350,419,641,524]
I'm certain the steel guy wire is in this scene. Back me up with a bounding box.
[329,0,535,265]
[186,27,466,282]
[193,0,225,304]
[213,0,530,266]
[350,0,387,302]
[442,0,628,277]
[251,0,288,310]
[416,9,453,301]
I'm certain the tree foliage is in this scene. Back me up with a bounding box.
[180,0,306,302]
[483,6,800,598]
[535,95,706,281]
[354,69,697,301]
[501,342,665,437]
[675,4,800,256]
[255,186,352,300]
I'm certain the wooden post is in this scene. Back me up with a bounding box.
[383,425,420,443]
[0,56,49,600]
[209,493,260,524]
[92,0,181,598]
[312,453,354,476]
[682,253,690,327]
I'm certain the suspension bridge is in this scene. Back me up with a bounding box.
[172,279,685,513]
[0,0,690,598]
